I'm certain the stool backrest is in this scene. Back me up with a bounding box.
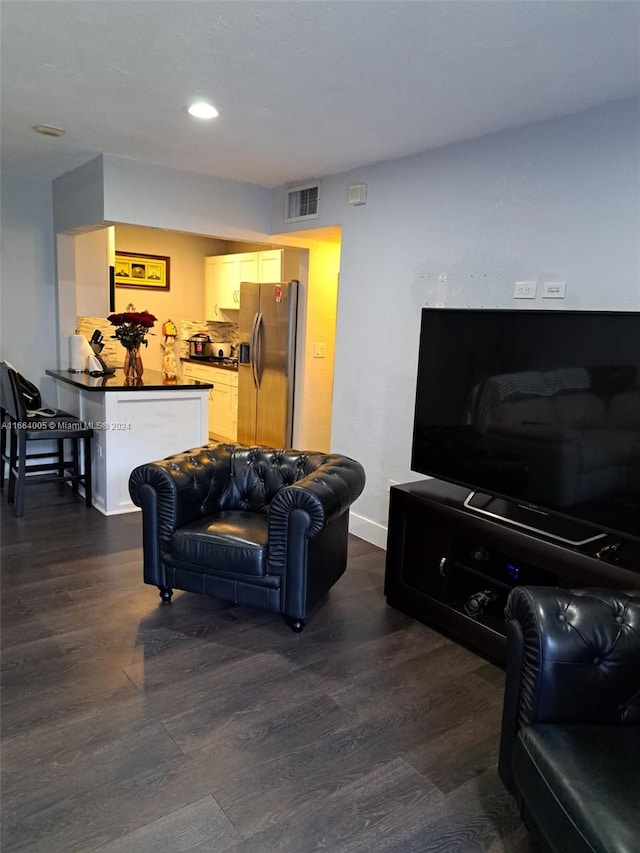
[1,364,28,422]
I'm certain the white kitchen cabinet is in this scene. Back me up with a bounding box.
[237,252,258,290]
[181,361,238,441]
[205,255,241,319]
[210,382,234,440]
[256,248,283,281]
[231,385,239,438]
[204,249,284,319]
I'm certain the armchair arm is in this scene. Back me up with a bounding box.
[128,444,235,584]
[267,455,365,580]
[499,586,640,791]
[269,455,366,538]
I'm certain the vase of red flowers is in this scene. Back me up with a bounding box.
[122,346,144,381]
[107,310,157,380]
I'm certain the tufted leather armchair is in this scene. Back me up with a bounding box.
[499,586,640,853]
[129,443,365,631]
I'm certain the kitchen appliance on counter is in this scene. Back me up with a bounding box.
[238,280,298,446]
[183,356,238,368]
[187,334,232,359]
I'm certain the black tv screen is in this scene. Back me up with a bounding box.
[411,309,640,542]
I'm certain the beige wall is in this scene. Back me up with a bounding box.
[113,225,228,370]
[293,243,340,451]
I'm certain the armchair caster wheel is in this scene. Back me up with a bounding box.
[158,586,173,604]
[285,617,305,633]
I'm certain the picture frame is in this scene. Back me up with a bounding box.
[114,252,170,290]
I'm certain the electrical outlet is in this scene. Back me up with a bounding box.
[313,342,326,358]
[513,281,537,299]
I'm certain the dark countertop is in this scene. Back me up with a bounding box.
[46,368,213,391]
[181,357,238,372]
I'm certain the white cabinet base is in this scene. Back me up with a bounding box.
[52,384,209,515]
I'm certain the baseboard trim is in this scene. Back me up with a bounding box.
[349,512,388,550]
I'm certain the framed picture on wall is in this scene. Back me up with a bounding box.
[115,252,170,290]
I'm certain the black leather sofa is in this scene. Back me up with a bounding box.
[499,586,640,853]
[129,443,365,631]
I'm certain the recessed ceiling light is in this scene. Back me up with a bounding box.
[186,102,219,120]
[33,124,65,137]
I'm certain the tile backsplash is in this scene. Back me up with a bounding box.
[76,316,239,366]
[179,319,239,358]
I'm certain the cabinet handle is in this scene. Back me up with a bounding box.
[439,556,448,576]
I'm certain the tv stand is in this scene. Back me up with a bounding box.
[463,491,607,546]
[384,479,640,664]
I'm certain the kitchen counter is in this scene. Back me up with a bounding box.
[47,368,211,515]
[46,368,213,389]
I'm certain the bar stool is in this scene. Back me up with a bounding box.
[1,364,93,517]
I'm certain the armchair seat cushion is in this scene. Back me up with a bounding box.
[513,724,640,853]
[171,511,269,577]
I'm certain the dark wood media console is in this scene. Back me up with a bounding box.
[384,479,640,664]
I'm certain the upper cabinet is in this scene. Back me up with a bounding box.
[256,249,284,282]
[205,249,283,320]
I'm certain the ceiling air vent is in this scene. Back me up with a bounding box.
[285,182,320,222]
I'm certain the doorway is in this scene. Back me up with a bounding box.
[57,224,342,452]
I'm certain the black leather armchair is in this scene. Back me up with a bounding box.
[129,443,365,631]
[499,586,640,853]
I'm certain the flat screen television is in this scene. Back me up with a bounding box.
[411,309,640,544]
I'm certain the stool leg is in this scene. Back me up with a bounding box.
[83,434,92,508]
[57,438,65,478]
[7,424,17,505]
[14,431,26,517]
[1,410,6,491]
[71,438,79,495]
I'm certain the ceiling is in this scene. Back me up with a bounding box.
[2,1,639,186]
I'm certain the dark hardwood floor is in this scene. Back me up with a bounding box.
[1,483,536,852]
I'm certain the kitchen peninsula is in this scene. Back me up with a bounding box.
[46,368,212,515]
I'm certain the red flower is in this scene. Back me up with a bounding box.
[108,311,157,328]
[107,311,157,349]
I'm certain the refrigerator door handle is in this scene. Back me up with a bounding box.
[254,312,264,389]
[249,311,260,389]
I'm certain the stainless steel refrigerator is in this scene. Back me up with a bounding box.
[237,280,298,447]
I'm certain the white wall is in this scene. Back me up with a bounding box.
[102,155,271,239]
[52,156,105,234]
[271,96,640,546]
[0,173,57,392]
[76,229,111,318]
